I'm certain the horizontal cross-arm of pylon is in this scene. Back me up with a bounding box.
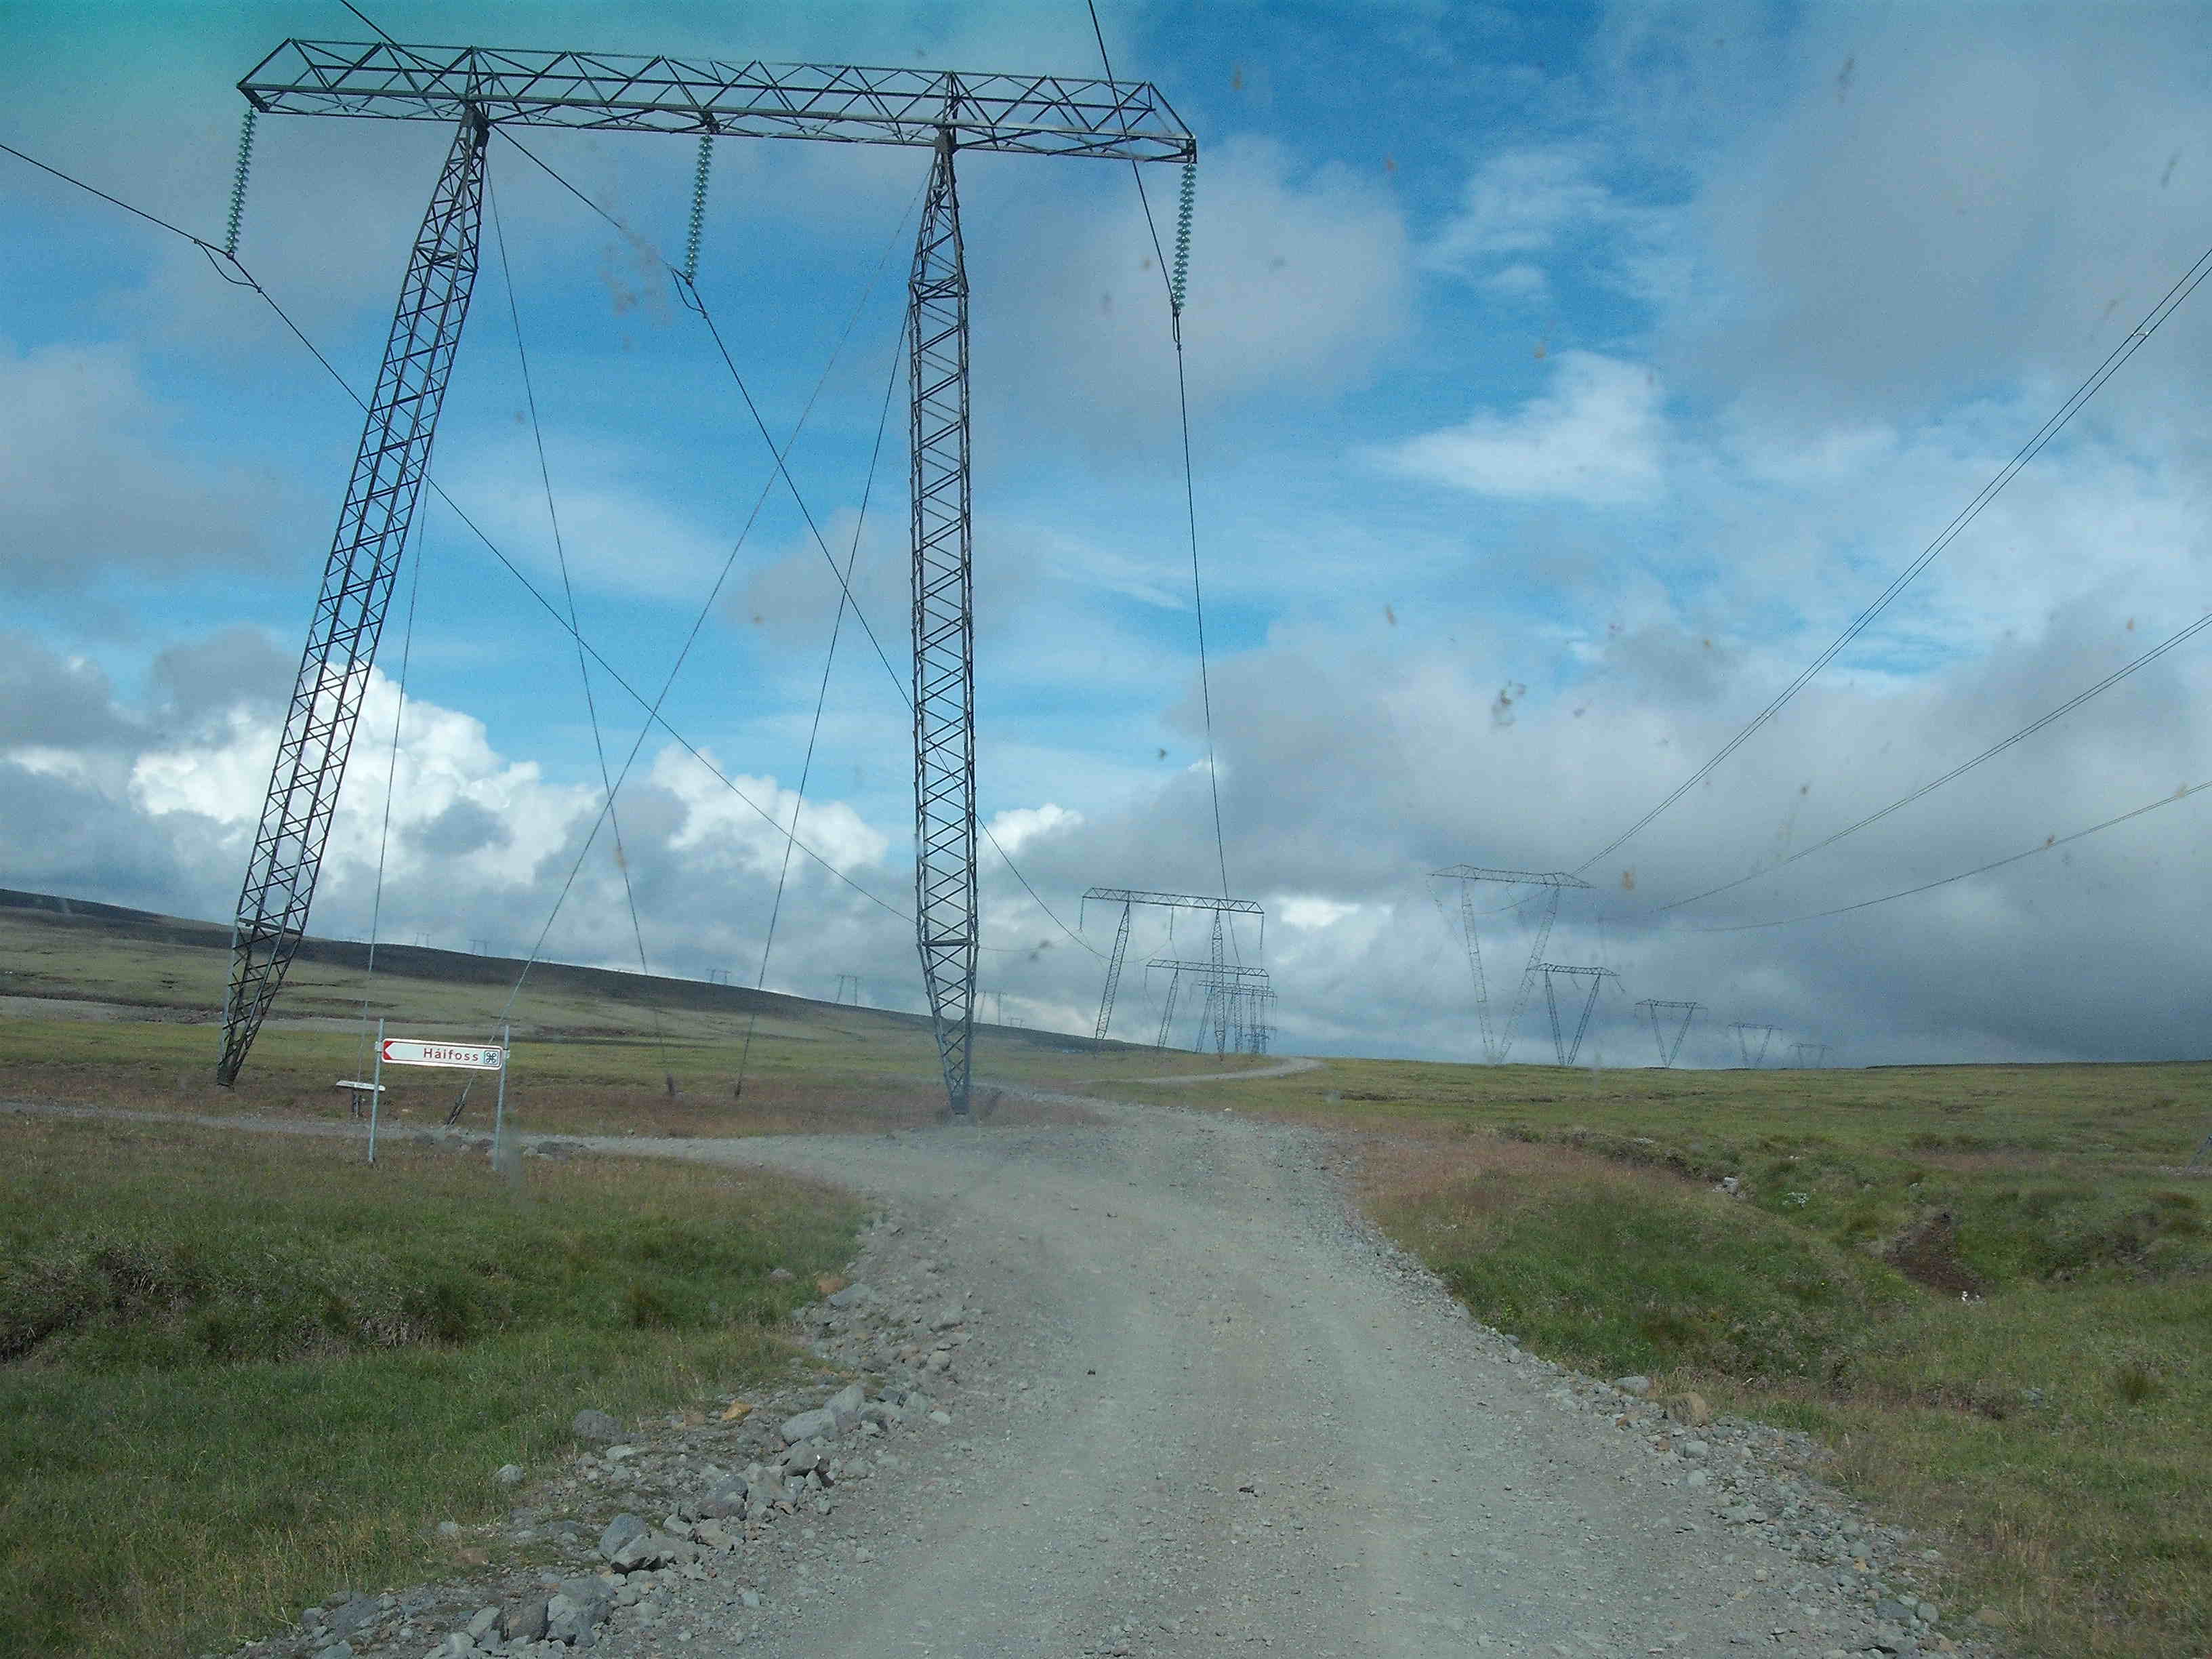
[244,42,1195,160]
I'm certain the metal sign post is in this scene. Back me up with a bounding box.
[369,1016,384,1165]
[356,1025,510,1166]
[492,1021,511,1164]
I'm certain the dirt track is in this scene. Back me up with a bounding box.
[557,1092,1896,1658]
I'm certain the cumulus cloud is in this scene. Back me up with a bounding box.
[1373,350,1665,504]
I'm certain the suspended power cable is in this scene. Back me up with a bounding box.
[487,178,674,1082]
[1576,237,2212,878]
[1659,602,2212,914]
[510,131,1101,961]
[1084,0,1233,934]
[353,510,425,1088]
[1691,777,2212,934]
[0,135,218,247]
[1,127,1078,978]
[0,129,928,939]
[736,316,905,1097]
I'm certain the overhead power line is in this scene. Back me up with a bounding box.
[1084,0,1233,914]
[1659,601,2212,913]
[501,133,1101,961]
[0,125,1078,963]
[1576,234,2212,877]
[1692,777,2212,933]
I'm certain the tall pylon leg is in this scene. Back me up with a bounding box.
[1209,912,1228,1058]
[910,129,978,1116]
[1155,969,1181,1050]
[216,111,490,1086]
[1094,901,1132,1040]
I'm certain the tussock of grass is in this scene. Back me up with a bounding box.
[0,1114,862,1659]
[1366,1138,1913,1382]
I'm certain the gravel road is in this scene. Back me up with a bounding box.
[551,1090,1952,1659]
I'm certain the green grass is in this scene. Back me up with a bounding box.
[0,1112,863,1658]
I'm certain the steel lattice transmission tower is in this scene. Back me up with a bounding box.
[1082,887,1263,1046]
[1146,957,1269,1054]
[1730,1022,1779,1067]
[210,39,1195,1112]
[1536,964,1618,1066]
[1636,999,1703,1068]
[1431,867,1591,1064]
[217,110,489,1086]
[1788,1042,1832,1069]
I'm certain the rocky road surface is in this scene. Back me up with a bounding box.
[7,1087,1974,1659]
[516,1093,1969,1659]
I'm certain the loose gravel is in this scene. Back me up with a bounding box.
[181,1090,1999,1659]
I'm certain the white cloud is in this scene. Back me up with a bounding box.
[1427,146,1616,268]
[986,802,1082,857]
[1374,350,1665,504]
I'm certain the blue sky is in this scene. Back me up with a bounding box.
[7,0,2212,1068]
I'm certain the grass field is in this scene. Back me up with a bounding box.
[0,1111,863,1658]
[7,893,2211,1658]
[1097,1054,2212,1659]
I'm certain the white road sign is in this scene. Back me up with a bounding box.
[380,1038,505,1071]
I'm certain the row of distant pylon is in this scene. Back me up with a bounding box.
[1435,866,1832,1069]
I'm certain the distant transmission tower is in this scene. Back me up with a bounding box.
[1082,887,1264,1048]
[1146,956,1269,1055]
[1730,1022,1778,1067]
[832,972,863,1006]
[1636,999,1703,1067]
[1788,1041,1832,1069]
[1536,964,1618,1066]
[1431,867,1592,1063]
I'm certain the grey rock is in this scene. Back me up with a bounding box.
[436,1519,463,1538]
[930,1302,966,1330]
[571,1409,624,1443]
[1681,1439,1710,1460]
[767,1267,795,1282]
[825,1283,871,1309]
[827,1382,867,1422]
[1685,1469,1710,1488]
[1875,1599,1913,1624]
[784,1446,825,1475]
[781,1408,838,1444]
[500,1599,550,1643]
[694,1476,750,1519]
[597,1513,649,1561]
[1614,1375,1654,1396]
[312,1645,355,1659]
[608,1532,673,1572]
[327,1597,384,1637]
[740,1591,762,1609]
[545,1593,601,1645]
[466,1607,501,1641]
[1916,1601,1940,1625]
[496,1464,525,1486]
